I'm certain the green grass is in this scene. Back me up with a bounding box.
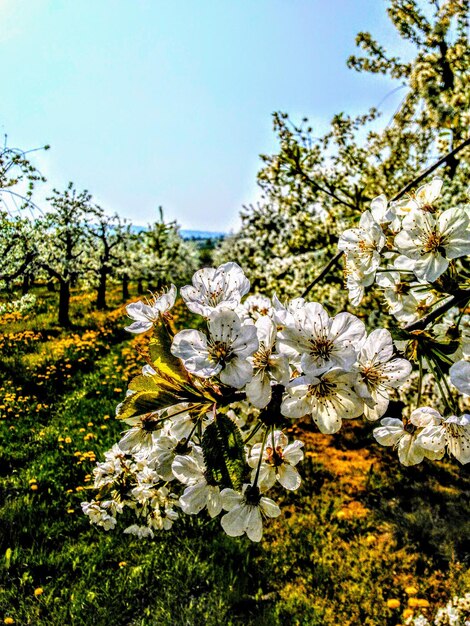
[1,286,469,625]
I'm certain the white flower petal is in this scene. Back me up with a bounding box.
[277,464,301,490]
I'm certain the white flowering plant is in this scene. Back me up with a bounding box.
[0,293,36,317]
[83,175,470,543]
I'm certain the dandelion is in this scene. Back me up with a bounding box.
[387,599,401,609]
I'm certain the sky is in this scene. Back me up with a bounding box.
[0,0,412,232]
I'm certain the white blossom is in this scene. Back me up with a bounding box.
[392,177,443,217]
[278,302,365,376]
[241,294,274,320]
[172,447,223,517]
[124,285,176,333]
[395,208,470,282]
[166,404,213,440]
[245,316,290,409]
[281,368,364,434]
[373,408,444,466]
[81,500,122,531]
[123,524,154,538]
[118,412,163,453]
[450,360,470,396]
[338,211,386,281]
[181,262,250,317]
[417,411,470,464]
[376,271,437,323]
[220,484,281,542]
[272,294,306,328]
[144,430,191,481]
[248,430,304,490]
[355,329,412,421]
[370,193,399,227]
[171,309,258,388]
[345,275,366,306]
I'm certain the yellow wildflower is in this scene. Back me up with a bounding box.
[386,599,400,609]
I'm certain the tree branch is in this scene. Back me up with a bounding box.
[299,138,470,299]
[301,251,344,298]
[390,137,470,203]
[404,290,470,333]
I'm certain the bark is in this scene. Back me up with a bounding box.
[21,274,30,296]
[58,280,71,327]
[122,274,130,301]
[96,268,107,310]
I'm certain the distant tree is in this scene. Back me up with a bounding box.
[137,207,200,291]
[0,135,49,213]
[86,210,131,309]
[37,183,94,326]
[0,210,39,292]
[0,136,49,293]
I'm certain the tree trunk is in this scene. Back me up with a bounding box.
[122,274,130,301]
[22,274,30,295]
[137,278,144,295]
[96,269,107,310]
[47,279,55,292]
[58,280,71,327]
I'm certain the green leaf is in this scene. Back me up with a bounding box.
[117,389,180,421]
[202,414,246,490]
[128,374,175,394]
[148,321,189,385]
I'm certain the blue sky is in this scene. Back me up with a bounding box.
[0,0,410,231]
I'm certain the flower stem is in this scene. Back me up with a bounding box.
[243,421,262,445]
[426,356,453,414]
[253,427,269,488]
[417,355,423,408]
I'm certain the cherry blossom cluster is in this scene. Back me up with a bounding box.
[83,259,457,542]
[337,179,470,466]
[338,178,470,323]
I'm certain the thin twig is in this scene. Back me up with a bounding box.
[293,163,357,211]
[405,290,470,332]
[390,137,470,203]
[301,251,344,298]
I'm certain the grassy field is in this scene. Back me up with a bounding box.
[1,286,470,626]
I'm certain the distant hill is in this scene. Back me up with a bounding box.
[180,230,225,240]
[130,225,225,240]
